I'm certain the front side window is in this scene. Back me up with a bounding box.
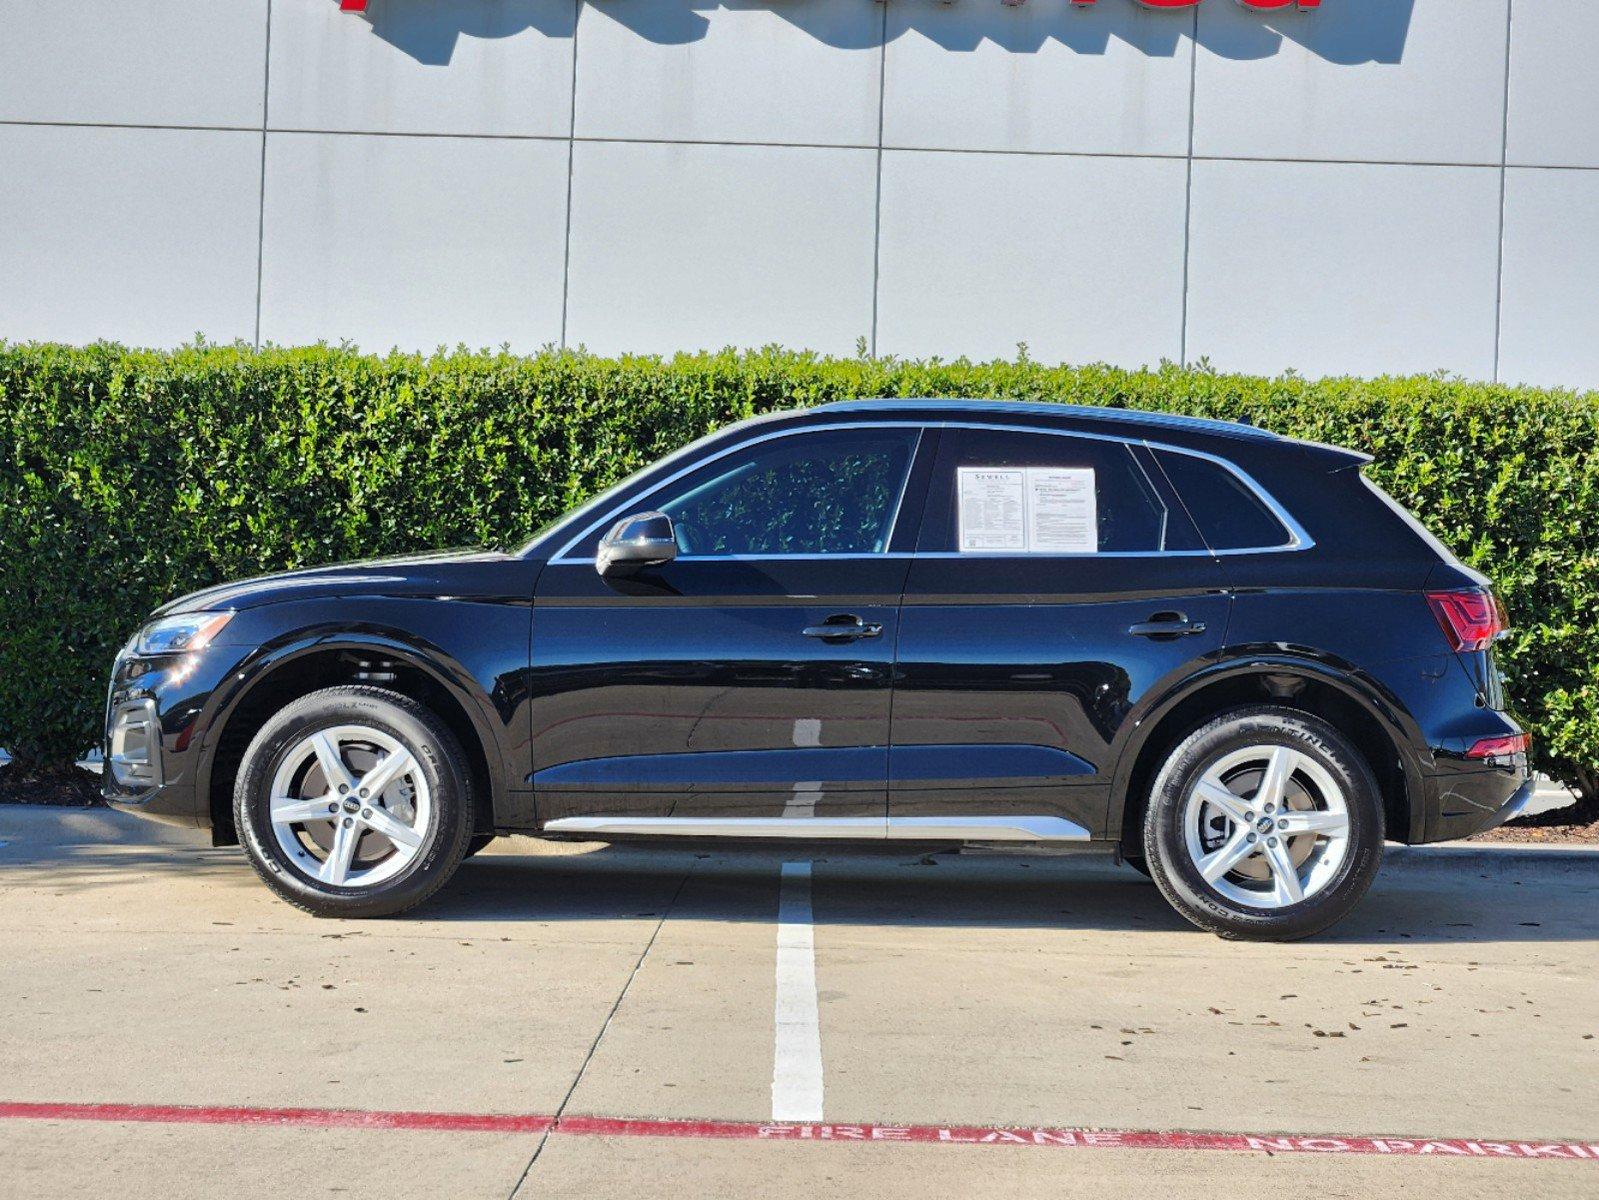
[920,428,1204,554]
[655,428,919,557]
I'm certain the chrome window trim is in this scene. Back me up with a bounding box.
[546,418,1312,566]
[929,422,1311,556]
[548,421,926,564]
[518,408,804,558]
[662,552,915,562]
[1139,438,1309,555]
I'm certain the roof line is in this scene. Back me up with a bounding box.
[808,398,1281,442]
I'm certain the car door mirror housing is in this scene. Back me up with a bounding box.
[596,512,678,577]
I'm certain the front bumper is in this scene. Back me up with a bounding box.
[106,780,201,828]
[101,644,242,828]
[106,696,163,792]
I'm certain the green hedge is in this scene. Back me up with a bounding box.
[2,343,1595,799]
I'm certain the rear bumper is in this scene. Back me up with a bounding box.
[1418,764,1534,844]
[1496,777,1537,825]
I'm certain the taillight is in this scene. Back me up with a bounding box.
[1464,732,1529,760]
[1426,589,1505,653]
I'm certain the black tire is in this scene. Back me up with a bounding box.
[1142,706,1383,941]
[234,685,474,918]
[463,834,496,859]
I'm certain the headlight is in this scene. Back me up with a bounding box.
[134,611,234,656]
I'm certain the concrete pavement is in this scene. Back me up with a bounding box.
[0,805,1595,1199]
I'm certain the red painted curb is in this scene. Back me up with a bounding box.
[3,1102,1596,1162]
[557,1116,1599,1161]
[0,1102,551,1135]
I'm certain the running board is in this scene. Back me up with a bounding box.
[541,815,1091,842]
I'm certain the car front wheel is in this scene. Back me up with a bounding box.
[234,685,473,918]
[1142,706,1383,941]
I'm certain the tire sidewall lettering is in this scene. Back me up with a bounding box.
[1143,706,1384,941]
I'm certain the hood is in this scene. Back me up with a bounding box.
[152,548,512,617]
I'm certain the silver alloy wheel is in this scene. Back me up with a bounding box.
[267,724,433,889]
[1181,744,1351,909]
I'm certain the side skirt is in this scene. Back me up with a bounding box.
[539,815,1091,842]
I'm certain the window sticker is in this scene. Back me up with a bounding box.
[957,468,1026,551]
[1026,468,1097,553]
[957,467,1097,553]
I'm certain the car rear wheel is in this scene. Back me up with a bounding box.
[1142,706,1383,941]
[234,685,473,918]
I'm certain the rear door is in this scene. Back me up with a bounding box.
[889,424,1230,841]
[530,423,927,836]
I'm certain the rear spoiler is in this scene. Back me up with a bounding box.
[1295,439,1374,474]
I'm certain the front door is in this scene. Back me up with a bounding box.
[890,424,1230,841]
[530,424,925,836]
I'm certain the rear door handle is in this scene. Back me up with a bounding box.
[803,616,884,642]
[1129,613,1207,639]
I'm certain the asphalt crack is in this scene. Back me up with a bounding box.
[505,865,694,1198]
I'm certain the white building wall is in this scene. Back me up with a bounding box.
[0,0,1594,388]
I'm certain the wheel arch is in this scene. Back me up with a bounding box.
[1110,656,1427,852]
[198,632,502,846]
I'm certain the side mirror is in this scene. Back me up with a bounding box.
[596,511,678,578]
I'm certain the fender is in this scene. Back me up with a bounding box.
[1104,649,1432,844]
[194,625,514,834]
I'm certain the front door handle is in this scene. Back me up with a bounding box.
[802,616,884,642]
[1128,613,1207,639]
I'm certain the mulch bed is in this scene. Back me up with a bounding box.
[1473,795,1599,845]
[0,766,101,807]
[1474,822,1599,845]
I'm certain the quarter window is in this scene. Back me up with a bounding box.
[1151,449,1294,551]
[920,428,1204,554]
[654,428,919,557]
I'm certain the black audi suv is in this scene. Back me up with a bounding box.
[103,399,1531,939]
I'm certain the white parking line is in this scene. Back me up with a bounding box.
[783,719,824,820]
[772,860,824,1122]
[782,783,822,820]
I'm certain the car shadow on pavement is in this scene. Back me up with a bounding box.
[0,840,255,897]
[4,811,1594,945]
[421,842,1599,946]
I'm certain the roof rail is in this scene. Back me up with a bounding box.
[810,398,1283,442]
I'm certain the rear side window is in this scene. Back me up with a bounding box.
[919,428,1205,554]
[1152,449,1294,551]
